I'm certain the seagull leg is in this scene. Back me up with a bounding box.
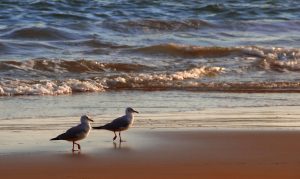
[113,131,117,141]
[75,142,81,150]
[119,132,125,142]
[72,141,76,151]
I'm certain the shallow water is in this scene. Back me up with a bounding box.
[1,91,300,129]
[1,91,299,120]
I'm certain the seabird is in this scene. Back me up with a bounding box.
[93,107,139,142]
[50,115,94,151]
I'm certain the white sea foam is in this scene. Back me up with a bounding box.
[65,79,105,92]
[0,66,223,96]
[0,86,4,95]
[0,79,105,96]
[136,66,224,82]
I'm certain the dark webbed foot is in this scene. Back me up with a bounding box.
[73,142,81,151]
[113,131,117,141]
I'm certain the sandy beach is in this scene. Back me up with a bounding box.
[2,1,300,178]
[1,129,300,179]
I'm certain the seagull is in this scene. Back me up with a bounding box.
[92,107,139,142]
[50,115,94,151]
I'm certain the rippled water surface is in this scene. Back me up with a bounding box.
[1,0,300,95]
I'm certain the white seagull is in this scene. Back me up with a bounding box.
[50,115,94,151]
[92,107,139,142]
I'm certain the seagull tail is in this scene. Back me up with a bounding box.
[50,137,60,141]
[92,126,104,130]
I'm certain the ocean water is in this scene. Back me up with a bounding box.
[1,0,300,95]
[1,0,300,128]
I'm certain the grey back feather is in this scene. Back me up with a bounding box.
[103,115,130,131]
[56,124,88,141]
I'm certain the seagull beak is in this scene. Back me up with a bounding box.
[88,118,94,122]
[133,110,139,114]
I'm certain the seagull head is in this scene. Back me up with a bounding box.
[80,115,94,123]
[126,107,139,115]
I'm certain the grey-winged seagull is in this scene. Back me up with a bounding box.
[92,107,139,142]
[50,115,94,151]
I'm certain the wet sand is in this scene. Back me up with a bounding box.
[1,129,300,179]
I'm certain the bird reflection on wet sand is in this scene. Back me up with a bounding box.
[113,141,131,151]
[72,150,81,155]
[61,152,90,159]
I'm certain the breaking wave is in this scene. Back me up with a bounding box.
[3,79,300,96]
[0,79,105,96]
[0,59,150,74]
[133,44,300,72]
[0,66,224,96]
[1,45,300,96]
[132,43,239,58]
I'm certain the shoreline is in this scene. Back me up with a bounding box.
[2,105,300,130]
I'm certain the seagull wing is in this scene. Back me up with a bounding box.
[57,124,86,141]
[103,115,130,131]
